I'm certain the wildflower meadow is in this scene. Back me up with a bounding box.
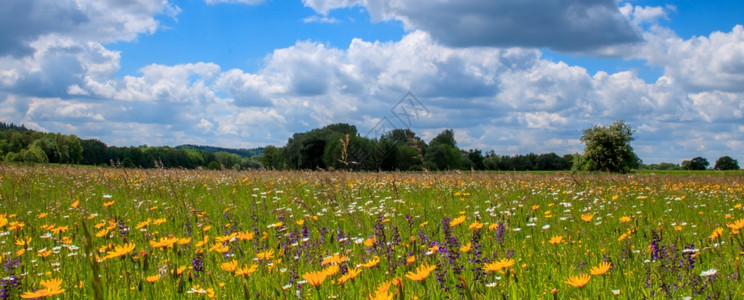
[0,165,743,299]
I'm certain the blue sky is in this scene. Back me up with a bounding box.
[1,0,743,164]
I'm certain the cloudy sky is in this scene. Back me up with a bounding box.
[1,0,743,164]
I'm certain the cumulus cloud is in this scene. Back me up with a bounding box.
[1,1,743,164]
[303,0,642,51]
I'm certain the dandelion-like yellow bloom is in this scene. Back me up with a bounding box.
[209,243,229,253]
[460,242,472,253]
[368,280,393,300]
[590,262,611,275]
[728,219,744,231]
[136,219,152,229]
[580,214,593,222]
[103,243,136,260]
[548,235,563,244]
[482,258,515,273]
[360,256,381,268]
[405,263,436,281]
[450,215,466,227]
[364,236,376,247]
[216,233,237,243]
[322,265,340,277]
[256,249,274,260]
[709,227,724,239]
[321,253,348,265]
[236,231,254,241]
[152,218,167,225]
[337,268,361,285]
[468,221,483,231]
[565,274,591,288]
[21,278,65,299]
[619,216,631,223]
[102,201,115,207]
[302,271,327,287]
[235,264,258,277]
[221,260,238,273]
[406,255,416,265]
[145,274,160,284]
[149,237,179,248]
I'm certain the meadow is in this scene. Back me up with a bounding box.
[0,165,742,299]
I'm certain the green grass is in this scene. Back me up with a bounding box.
[0,165,742,299]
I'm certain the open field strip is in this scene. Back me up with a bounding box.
[0,166,742,299]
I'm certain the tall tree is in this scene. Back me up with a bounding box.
[580,120,639,173]
[714,156,739,170]
[682,157,709,170]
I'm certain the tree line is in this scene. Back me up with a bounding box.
[1,121,738,171]
[0,122,261,170]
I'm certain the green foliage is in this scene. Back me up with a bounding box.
[682,156,709,170]
[580,120,639,173]
[714,156,739,170]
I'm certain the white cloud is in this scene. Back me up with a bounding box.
[303,15,341,24]
[205,0,264,4]
[303,0,641,51]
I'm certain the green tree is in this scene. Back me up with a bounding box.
[580,120,639,173]
[682,157,709,170]
[425,129,460,170]
[714,156,739,170]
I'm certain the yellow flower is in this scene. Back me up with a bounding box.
[460,242,472,253]
[209,243,229,253]
[368,280,393,300]
[565,274,591,288]
[296,219,304,226]
[450,215,466,227]
[419,221,428,228]
[337,268,361,285]
[103,243,136,260]
[322,253,349,266]
[619,216,631,223]
[70,200,80,208]
[406,255,416,265]
[709,227,724,240]
[590,262,611,275]
[145,274,160,284]
[221,260,238,273]
[256,249,274,260]
[364,236,377,247]
[405,263,436,281]
[102,201,115,207]
[728,219,744,231]
[21,278,65,299]
[321,265,340,277]
[468,221,483,231]
[176,266,187,276]
[0,215,7,228]
[195,236,209,248]
[149,237,179,249]
[95,228,109,238]
[360,256,380,268]
[302,271,327,287]
[235,264,258,277]
[580,214,593,222]
[236,231,254,241]
[482,258,515,273]
[136,219,152,229]
[549,235,563,244]
[152,218,167,225]
[216,233,237,243]
[177,237,191,245]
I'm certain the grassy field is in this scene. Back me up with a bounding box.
[0,165,742,299]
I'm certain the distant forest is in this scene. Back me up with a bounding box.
[0,121,723,171]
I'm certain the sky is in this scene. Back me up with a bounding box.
[1,0,743,164]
